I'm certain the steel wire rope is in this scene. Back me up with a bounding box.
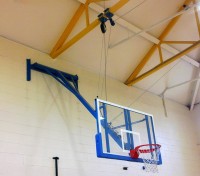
[97,0,107,98]
[104,25,112,101]
[97,27,112,100]
[97,34,105,97]
[97,0,148,129]
[103,1,112,101]
[97,1,112,120]
[110,56,184,123]
[97,0,148,98]
[104,33,108,100]
[115,0,148,21]
[96,1,150,151]
[95,0,148,126]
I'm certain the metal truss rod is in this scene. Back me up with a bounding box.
[161,41,197,44]
[161,76,200,116]
[190,69,200,110]
[161,77,200,96]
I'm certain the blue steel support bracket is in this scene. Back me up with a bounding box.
[26,59,78,90]
[26,59,96,118]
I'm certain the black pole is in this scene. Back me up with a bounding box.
[53,157,59,176]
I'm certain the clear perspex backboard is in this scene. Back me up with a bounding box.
[95,99,162,164]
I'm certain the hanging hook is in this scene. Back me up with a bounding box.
[98,9,115,33]
[104,8,115,26]
[98,13,107,33]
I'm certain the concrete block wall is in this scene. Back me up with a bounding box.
[0,37,199,176]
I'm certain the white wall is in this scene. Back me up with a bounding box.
[0,37,199,176]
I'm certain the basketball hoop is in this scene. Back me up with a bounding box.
[130,144,161,173]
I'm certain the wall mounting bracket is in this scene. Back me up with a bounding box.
[26,59,95,117]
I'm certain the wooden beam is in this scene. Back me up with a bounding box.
[51,19,100,58]
[109,0,129,12]
[50,4,86,57]
[125,0,193,85]
[161,44,199,67]
[159,0,193,40]
[125,44,158,84]
[158,45,163,63]
[162,40,197,44]
[50,0,129,58]
[85,6,90,26]
[126,41,200,86]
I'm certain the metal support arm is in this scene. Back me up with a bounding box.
[26,59,96,117]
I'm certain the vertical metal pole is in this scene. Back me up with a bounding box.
[26,59,31,81]
[162,97,168,117]
[53,157,59,176]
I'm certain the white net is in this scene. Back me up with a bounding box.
[138,145,160,174]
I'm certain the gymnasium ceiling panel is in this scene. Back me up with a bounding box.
[1,0,200,109]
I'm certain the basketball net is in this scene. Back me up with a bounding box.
[139,145,160,175]
[130,144,161,175]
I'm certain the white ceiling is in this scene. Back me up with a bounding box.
[1,0,200,108]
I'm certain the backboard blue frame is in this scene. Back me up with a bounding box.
[95,99,162,164]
